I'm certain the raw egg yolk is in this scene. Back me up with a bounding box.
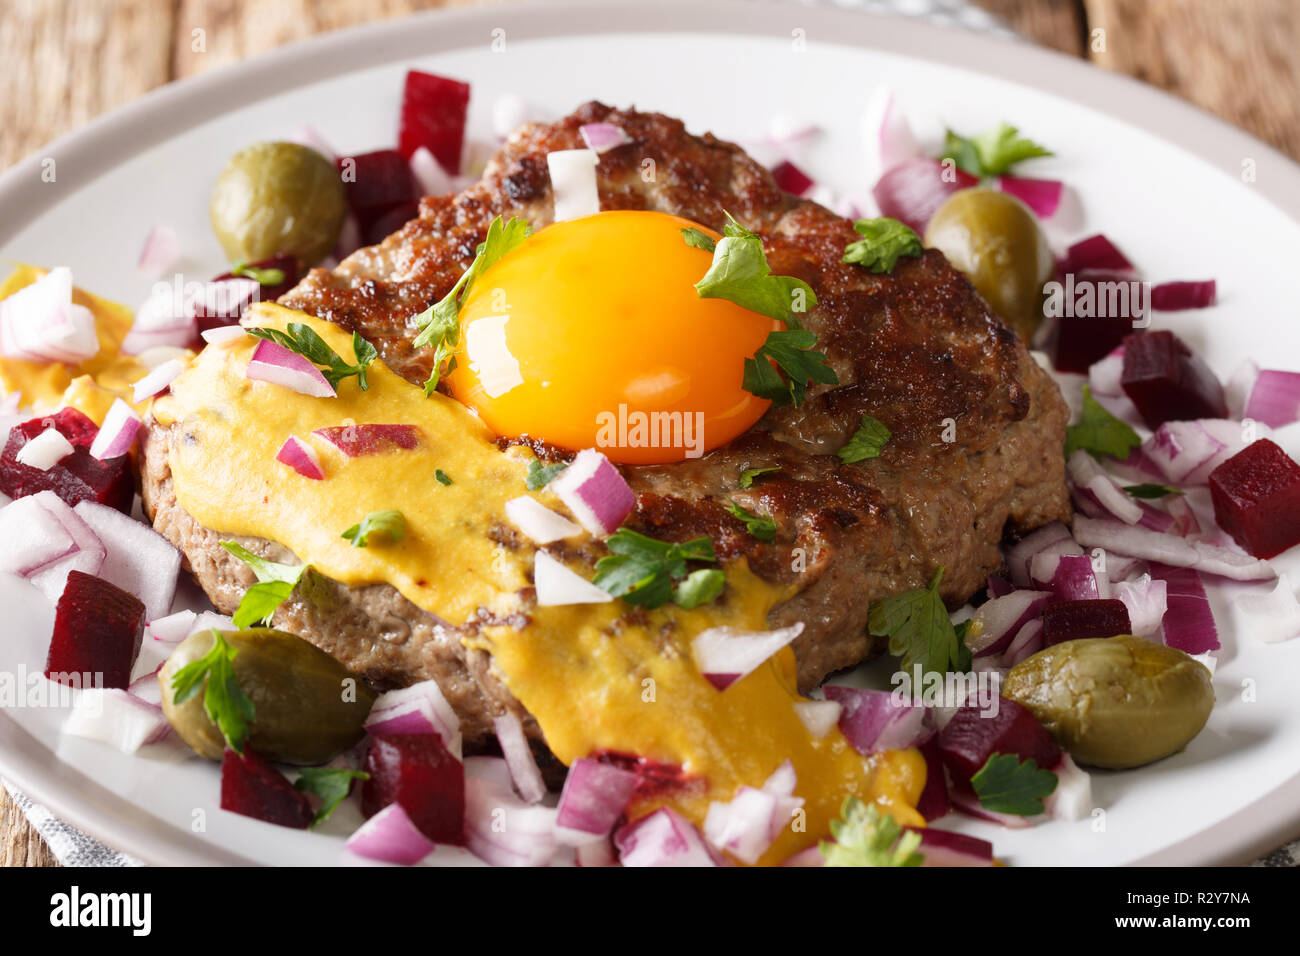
[446,210,779,464]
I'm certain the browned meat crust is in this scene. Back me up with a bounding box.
[142,102,1070,748]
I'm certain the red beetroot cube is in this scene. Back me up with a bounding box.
[1121,330,1227,428]
[336,149,418,229]
[398,70,470,174]
[0,407,133,513]
[362,734,465,845]
[45,570,144,690]
[938,699,1061,786]
[915,734,950,822]
[771,160,814,197]
[198,255,302,333]
[1209,438,1300,559]
[221,748,313,829]
[1051,307,1138,374]
[1041,599,1132,647]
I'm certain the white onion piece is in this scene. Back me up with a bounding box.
[146,609,197,644]
[89,399,143,460]
[1005,521,1074,587]
[464,775,559,867]
[136,226,180,280]
[127,666,165,707]
[0,268,99,364]
[409,146,453,196]
[504,496,581,544]
[1068,450,1142,524]
[131,358,185,402]
[691,623,804,691]
[703,785,782,864]
[1191,652,1218,675]
[246,339,334,398]
[966,589,1049,657]
[1113,574,1168,637]
[493,712,547,804]
[201,325,246,345]
[861,86,920,184]
[556,758,639,838]
[74,500,182,622]
[491,93,532,138]
[578,122,631,153]
[345,802,436,866]
[1028,539,1085,588]
[1043,754,1092,822]
[1000,618,1044,668]
[1234,574,1300,644]
[0,495,77,575]
[615,807,718,867]
[15,427,73,470]
[546,149,600,221]
[1088,349,1125,398]
[549,448,635,536]
[63,688,170,753]
[1072,515,1274,582]
[26,491,106,601]
[365,679,462,757]
[533,550,612,606]
[792,699,842,738]
[275,435,325,480]
[1224,359,1260,419]
[190,610,234,635]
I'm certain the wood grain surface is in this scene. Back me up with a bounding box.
[2,0,1298,867]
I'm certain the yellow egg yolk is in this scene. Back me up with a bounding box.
[446,210,779,465]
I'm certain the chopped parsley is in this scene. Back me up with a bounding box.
[971,754,1058,816]
[743,329,839,407]
[526,458,567,491]
[593,528,723,610]
[231,261,286,286]
[220,541,311,629]
[837,414,891,463]
[724,498,776,542]
[246,323,377,392]
[435,469,453,486]
[738,466,780,489]
[1065,385,1142,460]
[294,767,370,828]
[868,567,971,681]
[820,797,923,867]
[842,217,923,274]
[341,509,406,548]
[169,630,255,753]
[411,215,531,393]
[1123,482,1183,500]
[940,122,1053,179]
[680,227,716,252]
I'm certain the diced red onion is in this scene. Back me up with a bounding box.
[909,827,994,867]
[615,807,719,867]
[73,500,182,622]
[1043,754,1091,822]
[191,610,234,634]
[201,325,246,345]
[1028,539,1085,588]
[247,339,335,398]
[1234,574,1300,644]
[88,399,143,461]
[792,699,842,738]
[1244,369,1300,428]
[555,758,639,838]
[25,491,106,600]
[1224,359,1260,419]
[1108,552,1148,583]
[578,122,631,154]
[861,86,920,182]
[0,267,99,364]
[365,679,461,757]
[1005,521,1074,587]
[872,158,978,234]
[1166,495,1200,537]
[702,785,783,864]
[1060,234,1135,275]
[1149,563,1219,653]
[62,688,170,753]
[1068,449,1142,524]
[504,496,581,544]
[312,423,421,457]
[127,664,165,708]
[464,775,559,867]
[409,146,453,196]
[15,427,73,470]
[574,837,618,867]
[967,589,1049,658]
[1050,554,1101,602]
[345,802,436,866]
[1001,618,1044,668]
[546,149,600,221]
[987,574,1013,598]
[995,176,1063,218]
[493,712,547,804]
[1074,515,1273,582]
[290,124,336,161]
[1150,279,1216,311]
[1144,419,1264,485]
[0,494,78,577]
[1113,573,1167,637]
[136,226,180,280]
[1088,348,1125,398]
[771,160,814,197]
[130,358,184,403]
[779,845,826,867]
[691,622,804,691]
[145,609,197,644]
[275,435,325,480]
[767,114,821,150]
[823,685,927,753]
[549,448,634,536]
[533,550,613,606]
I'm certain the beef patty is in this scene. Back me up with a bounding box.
[141,102,1071,750]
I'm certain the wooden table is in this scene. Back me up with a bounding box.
[2,0,1298,867]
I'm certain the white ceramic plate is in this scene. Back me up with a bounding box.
[2,0,1299,867]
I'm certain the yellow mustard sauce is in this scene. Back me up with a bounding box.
[0,266,155,421]
[151,303,927,864]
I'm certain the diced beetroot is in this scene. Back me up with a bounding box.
[362,201,420,246]
[398,70,470,174]
[771,160,814,197]
[1060,234,1135,275]
[0,408,133,513]
[1049,270,1144,374]
[197,256,301,333]
[312,424,421,456]
[1041,599,1132,647]
[221,747,313,829]
[1150,279,1216,311]
[1208,438,1300,559]
[45,570,144,690]
[1052,312,1140,374]
[916,734,950,822]
[1121,330,1228,429]
[938,699,1061,786]
[336,149,418,229]
[362,734,465,845]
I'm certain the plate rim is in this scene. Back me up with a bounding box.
[2,0,1298,867]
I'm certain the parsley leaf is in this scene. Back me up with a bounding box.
[246,324,377,392]
[837,414,892,463]
[1123,482,1183,499]
[743,329,839,407]
[526,459,567,491]
[724,498,776,542]
[820,797,924,867]
[294,767,370,828]
[673,568,726,609]
[842,218,923,274]
[739,466,779,489]
[231,261,286,286]
[680,227,717,253]
[1065,385,1142,460]
[169,630,256,753]
[940,122,1053,178]
[971,754,1058,815]
[411,216,531,388]
[868,567,971,680]
[220,541,310,628]
[435,469,452,486]
[695,213,817,327]
[593,529,722,610]
[341,509,406,548]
